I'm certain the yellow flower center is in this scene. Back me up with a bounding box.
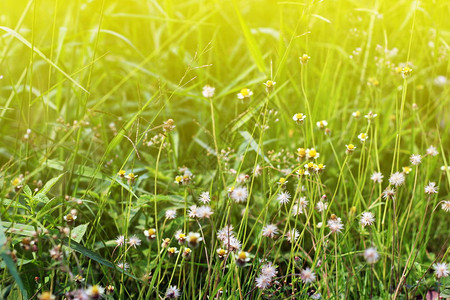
[297,148,306,157]
[347,144,355,150]
[279,178,286,184]
[238,251,247,260]
[218,249,226,255]
[308,149,317,157]
[240,88,250,96]
[148,228,155,236]
[265,80,274,87]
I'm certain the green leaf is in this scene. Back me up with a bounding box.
[71,223,89,243]
[37,173,64,196]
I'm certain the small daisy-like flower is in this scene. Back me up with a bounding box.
[441,166,450,172]
[199,191,211,204]
[253,164,263,176]
[316,120,328,129]
[346,144,356,154]
[128,235,141,248]
[188,205,198,218]
[236,251,251,266]
[300,268,316,284]
[300,54,310,64]
[86,285,105,299]
[389,172,405,187]
[115,235,125,246]
[165,285,181,299]
[402,166,412,174]
[278,177,288,186]
[163,119,175,132]
[217,248,228,260]
[202,85,215,98]
[261,262,278,278]
[237,88,253,100]
[174,175,183,184]
[144,228,156,240]
[293,113,307,124]
[426,145,439,157]
[117,262,130,270]
[118,170,126,177]
[364,247,380,264]
[370,172,384,183]
[230,186,248,203]
[167,247,179,257]
[262,224,278,238]
[186,232,203,248]
[161,238,171,248]
[263,80,276,93]
[358,133,369,142]
[285,228,299,243]
[165,209,176,220]
[401,66,412,78]
[432,262,449,278]
[424,182,438,194]
[364,111,377,120]
[410,154,422,166]
[175,230,186,244]
[327,215,344,234]
[63,213,77,224]
[316,201,328,212]
[306,148,320,160]
[314,163,326,173]
[217,225,235,242]
[296,147,307,159]
[182,247,192,259]
[255,275,272,289]
[352,111,361,118]
[382,187,396,199]
[38,292,55,300]
[441,200,450,212]
[197,205,214,219]
[277,191,291,205]
[360,212,375,227]
[74,274,85,283]
[125,172,138,181]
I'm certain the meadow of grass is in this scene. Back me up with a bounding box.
[0,0,449,299]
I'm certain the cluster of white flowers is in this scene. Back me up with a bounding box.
[255,262,278,289]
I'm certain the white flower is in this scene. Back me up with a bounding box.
[434,75,447,86]
[316,201,328,212]
[115,235,125,246]
[316,120,328,129]
[165,285,181,299]
[305,148,320,160]
[188,205,198,218]
[432,262,449,278]
[358,133,369,142]
[260,262,278,278]
[277,191,291,205]
[360,212,375,227]
[364,111,378,120]
[237,88,253,100]
[197,206,214,219]
[128,235,141,248]
[186,232,203,248]
[424,182,438,194]
[426,145,439,157]
[255,275,272,289]
[230,186,249,203]
[117,262,129,270]
[389,172,405,187]
[262,224,279,238]
[410,154,422,166]
[199,191,211,204]
[86,285,105,298]
[327,216,344,234]
[285,229,299,243]
[364,247,380,264]
[442,200,450,212]
[202,85,215,98]
[293,113,307,123]
[382,187,396,199]
[300,268,316,284]
[165,209,177,219]
[370,172,384,183]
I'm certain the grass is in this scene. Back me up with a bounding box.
[0,0,449,299]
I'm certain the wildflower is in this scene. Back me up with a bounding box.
[410,154,422,165]
[199,191,211,204]
[300,268,316,284]
[277,191,291,205]
[165,285,181,299]
[306,148,320,160]
[117,262,129,270]
[315,163,326,173]
[74,274,85,283]
[237,88,253,100]
[174,175,183,184]
[441,166,450,172]
[316,120,328,129]
[163,119,175,132]
[358,133,368,142]
[293,113,307,124]
[186,232,203,248]
[316,201,328,212]
[402,166,412,174]
[442,201,450,212]
[188,205,198,218]
[49,245,62,260]
[118,170,126,177]
[237,173,249,184]
[389,172,405,187]
[167,247,179,257]
[253,164,263,176]
[264,80,276,93]
[224,236,242,252]
[106,285,115,294]
[426,145,439,157]
[230,186,248,203]
[364,111,377,120]
[360,212,375,227]
[346,144,356,154]
[217,248,228,260]
[128,235,141,248]
[125,173,138,182]
[401,66,412,78]
[165,209,176,220]
[236,251,250,266]
[255,275,272,289]
[175,231,186,244]
[352,111,361,118]
[38,292,55,300]
[300,54,310,64]
[182,248,192,259]
[261,262,278,278]
[202,85,215,98]
[161,238,171,248]
[144,228,156,240]
[424,182,438,194]
[364,247,380,264]
[197,205,214,219]
[296,147,307,159]
[382,187,396,199]
[432,262,449,278]
[311,293,322,299]
[304,162,316,172]
[217,225,235,242]
[86,285,105,299]
[370,172,383,183]
[285,228,299,243]
[115,235,125,246]
[327,215,344,234]
[278,177,288,186]
[63,213,77,225]
[262,224,278,238]
[367,77,379,86]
